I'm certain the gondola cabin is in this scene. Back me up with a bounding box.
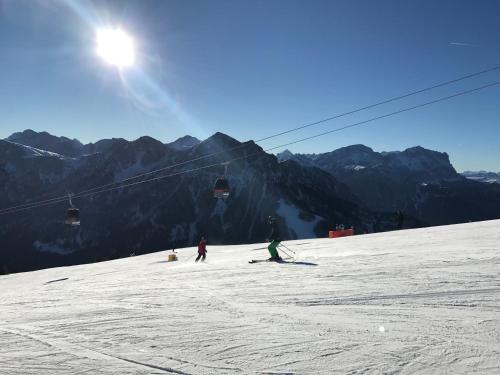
[65,207,80,226]
[213,177,230,199]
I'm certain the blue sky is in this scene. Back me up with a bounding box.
[0,0,499,171]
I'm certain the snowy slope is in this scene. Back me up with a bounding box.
[1,221,500,374]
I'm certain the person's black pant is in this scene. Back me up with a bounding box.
[195,253,206,262]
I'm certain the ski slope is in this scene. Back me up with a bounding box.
[1,221,500,374]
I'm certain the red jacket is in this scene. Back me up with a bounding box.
[198,240,207,254]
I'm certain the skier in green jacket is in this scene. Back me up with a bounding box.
[267,216,282,261]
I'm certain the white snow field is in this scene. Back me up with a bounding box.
[1,220,500,374]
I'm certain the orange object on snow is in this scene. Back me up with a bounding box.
[329,228,354,238]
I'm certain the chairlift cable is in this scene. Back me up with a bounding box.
[1,78,499,216]
[2,65,499,214]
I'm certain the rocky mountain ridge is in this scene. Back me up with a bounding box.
[277,146,500,224]
[6,129,202,157]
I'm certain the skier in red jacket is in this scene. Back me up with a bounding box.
[195,237,207,262]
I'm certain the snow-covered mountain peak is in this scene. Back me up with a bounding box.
[1,139,66,159]
[167,135,201,151]
[205,132,240,146]
[316,144,381,168]
[337,144,374,153]
[7,129,84,157]
[384,146,455,174]
[193,132,244,157]
[276,149,294,161]
[130,136,166,152]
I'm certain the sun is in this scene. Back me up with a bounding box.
[96,27,135,68]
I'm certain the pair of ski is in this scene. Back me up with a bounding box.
[249,258,293,264]
[249,243,296,264]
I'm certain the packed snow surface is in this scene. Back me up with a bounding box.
[1,221,500,374]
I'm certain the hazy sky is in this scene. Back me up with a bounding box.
[1,0,499,171]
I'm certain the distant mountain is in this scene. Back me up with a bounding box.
[82,138,125,155]
[166,135,201,151]
[7,129,84,157]
[1,132,401,274]
[278,144,458,182]
[462,171,500,184]
[4,130,201,157]
[278,146,500,225]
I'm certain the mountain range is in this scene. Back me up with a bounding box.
[1,129,499,274]
[462,170,500,184]
[277,146,500,225]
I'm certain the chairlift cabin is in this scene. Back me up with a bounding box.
[65,207,80,226]
[213,177,230,199]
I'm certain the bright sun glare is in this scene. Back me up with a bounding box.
[96,27,135,68]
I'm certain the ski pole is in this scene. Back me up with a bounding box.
[279,243,296,254]
[278,247,293,258]
[278,247,294,260]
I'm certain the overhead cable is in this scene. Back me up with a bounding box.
[1,64,499,214]
[1,79,498,216]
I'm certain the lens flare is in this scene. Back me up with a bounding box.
[96,27,135,68]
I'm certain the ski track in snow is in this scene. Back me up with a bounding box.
[1,220,500,374]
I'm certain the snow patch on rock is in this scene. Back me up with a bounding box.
[6,141,66,159]
[345,164,366,171]
[277,199,321,239]
[212,198,227,219]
